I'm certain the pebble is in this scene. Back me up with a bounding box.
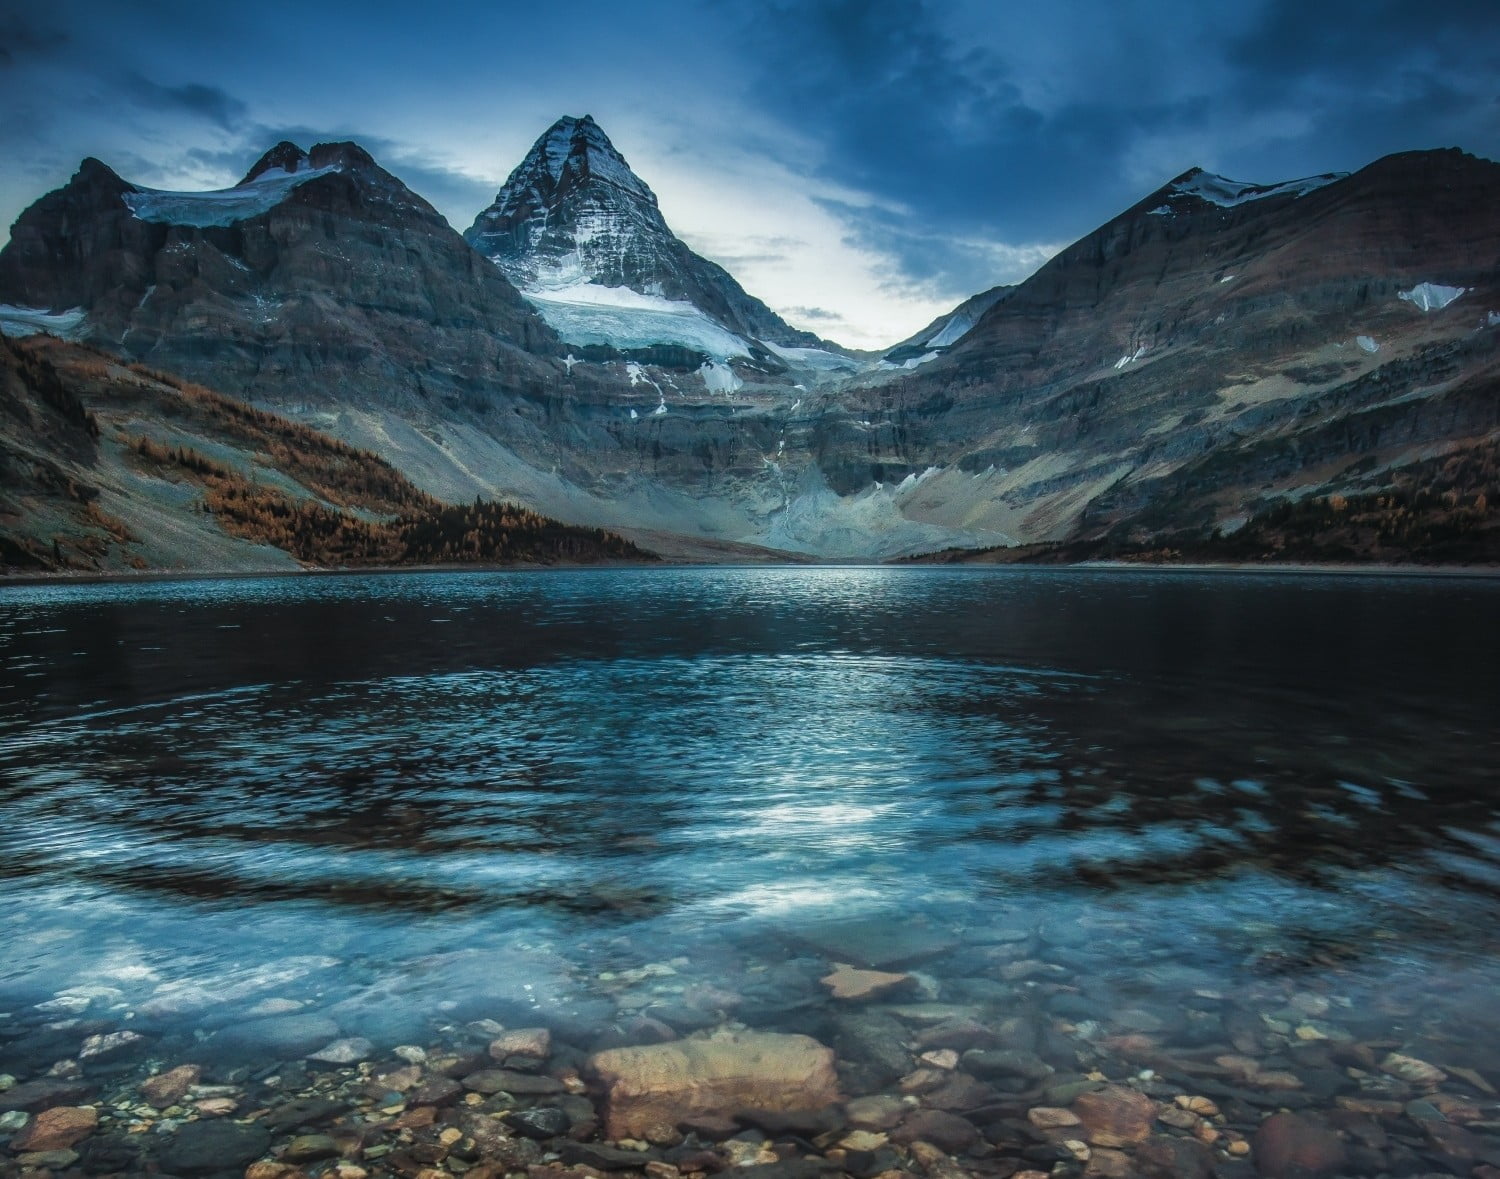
[393,1044,428,1064]
[1381,1052,1446,1086]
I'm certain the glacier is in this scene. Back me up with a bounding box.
[522,283,751,359]
[123,163,340,229]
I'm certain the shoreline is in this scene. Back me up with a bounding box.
[2,556,1498,589]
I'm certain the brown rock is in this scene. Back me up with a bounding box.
[845,1094,906,1131]
[1252,1112,1346,1179]
[1029,1106,1083,1130]
[11,1105,97,1152]
[1136,1135,1213,1179]
[140,1065,200,1109]
[1379,1052,1445,1086]
[892,1109,979,1154]
[589,1030,839,1141]
[490,1028,552,1061]
[1085,1148,1134,1179]
[1073,1086,1156,1148]
[820,964,915,1001]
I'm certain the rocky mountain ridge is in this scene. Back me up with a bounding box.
[465,115,833,365]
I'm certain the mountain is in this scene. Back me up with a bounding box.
[3,137,1497,565]
[882,285,1012,368]
[0,333,647,573]
[828,149,1500,547]
[0,140,562,414]
[465,115,836,366]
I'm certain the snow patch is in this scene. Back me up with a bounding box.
[1170,170,1345,209]
[1356,335,1380,354]
[1114,344,1148,370]
[762,341,857,372]
[629,408,639,420]
[1219,275,1236,283]
[1489,311,1500,327]
[0,305,87,340]
[562,354,580,373]
[700,360,743,395]
[1398,282,1466,313]
[878,351,940,371]
[123,163,339,228]
[522,283,750,359]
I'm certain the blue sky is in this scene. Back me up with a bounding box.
[2,0,1497,347]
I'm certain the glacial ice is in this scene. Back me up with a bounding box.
[123,164,340,228]
[0,304,87,339]
[523,283,751,359]
[700,360,743,395]
[1398,282,1466,313]
[1170,171,1346,209]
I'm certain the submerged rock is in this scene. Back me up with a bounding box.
[589,1030,839,1140]
[10,1105,97,1152]
[1252,1111,1347,1178]
[820,964,915,1001]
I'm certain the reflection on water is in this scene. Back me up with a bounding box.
[0,566,1497,1063]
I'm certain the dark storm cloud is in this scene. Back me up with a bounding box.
[122,74,249,132]
[0,11,67,68]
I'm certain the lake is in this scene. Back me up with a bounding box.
[1,566,1497,1173]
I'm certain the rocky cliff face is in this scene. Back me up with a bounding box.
[465,116,831,360]
[0,141,563,417]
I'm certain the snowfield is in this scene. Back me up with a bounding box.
[123,163,340,228]
[0,305,88,339]
[1169,170,1346,209]
[1398,282,1466,312]
[522,283,751,359]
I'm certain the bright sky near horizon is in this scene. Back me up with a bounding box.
[2,0,1497,349]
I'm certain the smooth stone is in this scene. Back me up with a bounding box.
[11,1105,97,1152]
[505,1106,571,1139]
[283,1133,341,1163]
[211,1014,341,1060]
[963,1048,1053,1082]
[261,1095,350,1132]
[820,964,915,1001]
[1253,1111,1347,1178]
[558,1141,663,1171]
[0,1110,27,1132]
[1072,1085,1157,1147]
[892,1108,980,1153]
[79,1030,146,1060]
[140,1064,201,1109]
[308,1036,374,1065]
[0,1078,91,1113]
[489,1027,552,1060]
[589,1030,839,1141]
[157,1119,271,1175]
[462,1068,563,1095]
[796,918,957,968]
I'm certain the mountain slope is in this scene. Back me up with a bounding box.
[839,149,1500,546]
[0,334,647,573]
[465,115,833,362]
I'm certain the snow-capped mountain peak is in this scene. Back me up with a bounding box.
[465,115,831,360]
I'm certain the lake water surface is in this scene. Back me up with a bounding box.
[1,567,1498,1165]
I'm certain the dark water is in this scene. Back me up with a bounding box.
[1,566,1498,1064]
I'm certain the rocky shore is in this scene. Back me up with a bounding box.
[2,917,1498,1179]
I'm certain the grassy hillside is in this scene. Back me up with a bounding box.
[0,335,648,574]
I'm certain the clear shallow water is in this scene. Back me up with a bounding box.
[1,566,1498,1062]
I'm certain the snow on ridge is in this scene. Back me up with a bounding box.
[1169,170,1346,209]
[1398,282,1466,313]
[123,164,340,228]
[700,360,743,395]
[0,305,87,340]
[522,282,751,360]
